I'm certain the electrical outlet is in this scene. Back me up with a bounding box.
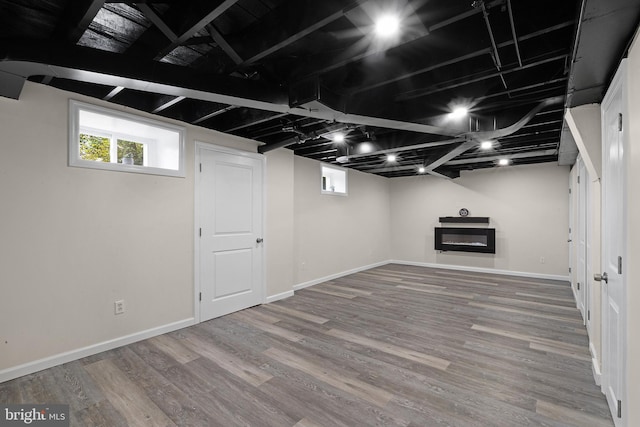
[540,257,545,264]
[114,300,125,315]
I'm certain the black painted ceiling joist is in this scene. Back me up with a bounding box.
[1,0,637,178]
[153,0,241,61]
[292,0,505,82]
[0,40,286,105]
[136,3,178,42]
[206,24,242,65]
[54,0,106,43]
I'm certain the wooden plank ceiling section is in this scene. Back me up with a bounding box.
[0,0,638,178]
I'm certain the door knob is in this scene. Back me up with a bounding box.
[594,272,608,284]
[567,239,572,242]
[256,238,264,243]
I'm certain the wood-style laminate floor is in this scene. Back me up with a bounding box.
[0,264,614,426]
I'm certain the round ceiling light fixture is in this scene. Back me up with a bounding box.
[418,166,426,174]
[498,158,510,166]
[358,142,375,154]
[386,153,397,162]
[449,106,469,120]
[332,132,345,143]
[375,14,400,38]
[480,140,493,150]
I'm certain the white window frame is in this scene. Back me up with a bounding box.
[69,100,186,177]
[321,164,348,196]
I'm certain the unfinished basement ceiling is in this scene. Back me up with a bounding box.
[0,0,638,178]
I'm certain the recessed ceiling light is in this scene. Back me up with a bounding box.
[450,106,468,119]
[418,166,426,174]
[498,158,510,166]
[387,154,397,162]
[480,141,493,150]
[333,132,345,143]
[375,14,400,38]
[359,142,374,154]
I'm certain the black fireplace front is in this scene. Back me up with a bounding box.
[434,227,496,254]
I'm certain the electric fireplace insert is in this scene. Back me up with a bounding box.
[434,227,496,254]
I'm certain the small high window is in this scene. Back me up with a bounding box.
[321,165,347,195]
[69,100,185,177]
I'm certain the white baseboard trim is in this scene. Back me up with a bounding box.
[293,261,390,291]
[0,318,195,384]
[590,342,602,386]
[265,290,295,303]
[389,260,570,282]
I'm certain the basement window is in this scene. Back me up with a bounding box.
[69,100,185,177]
[321,165,347,195]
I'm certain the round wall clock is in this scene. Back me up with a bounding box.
[459,208,469,217]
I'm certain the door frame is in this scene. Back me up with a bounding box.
[600,60,628,426]
[194,141,266,323]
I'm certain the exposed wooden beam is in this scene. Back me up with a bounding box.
[395,53,568,102]
[103,86,125,100]
[192,105,238,125]
[292,0,505,81]
[154,0,241,60]
[55,0,106,43]
[349,20,574,96]
[206,24,242,65]
[151,95,186,113]
[222,111,288,133]
[238,0,367,66]
[107,0,181,2]
[471,78,568,104]
[1,41,465,138]
[136,3,178,42]
[183,36,215,46]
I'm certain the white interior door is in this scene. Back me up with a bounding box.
[568,175,574,289]
[585,173,593,335]
[197,145,264,322]
[577,158,587,321]
[601,63,626,426]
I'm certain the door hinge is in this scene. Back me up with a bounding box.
[577,175,580,184]
[618,113,623,132]
[569,227,572,234]
[618,256,622,274]
[618,400,622,418]
[588,310,590,321]
[569,267,572,273]
[199,292,202,302]
[569,188,572,194]
[199,163,202,172]
[199,228,202,237]
[577,282,580,290]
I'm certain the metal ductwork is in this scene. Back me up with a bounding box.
[0,43,468,141]
[334,96,563,178]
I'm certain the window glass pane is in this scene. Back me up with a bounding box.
[321,165,347,195]
[70,100,185,177]
[117,139,144,166]
[79,134,111,163]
